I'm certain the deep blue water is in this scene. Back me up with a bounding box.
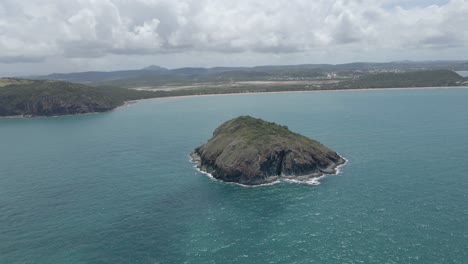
[1,89,467,263]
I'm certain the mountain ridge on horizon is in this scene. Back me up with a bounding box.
[22,59,468,85]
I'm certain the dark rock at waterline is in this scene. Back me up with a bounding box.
[191,116,345,185]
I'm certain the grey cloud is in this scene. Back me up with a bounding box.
[0,56,45,64]
[330,12,363,44]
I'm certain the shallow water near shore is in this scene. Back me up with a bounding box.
[1,88,468,263]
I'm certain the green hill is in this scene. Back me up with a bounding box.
[0,79,156,117]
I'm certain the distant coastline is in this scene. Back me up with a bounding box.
[2,69,465,118]
[2,85,468,119]
[127,85,468,103]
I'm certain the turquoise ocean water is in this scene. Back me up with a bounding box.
[1,89,467,263]
[456,71,468,77]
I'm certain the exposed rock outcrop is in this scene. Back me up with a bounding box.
[192,116,345,185]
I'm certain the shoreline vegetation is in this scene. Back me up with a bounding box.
[1,69,467,118]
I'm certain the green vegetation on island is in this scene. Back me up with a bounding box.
[0,78,33,87]
[191,116,345,185]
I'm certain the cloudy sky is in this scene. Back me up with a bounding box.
[0,0,467,76]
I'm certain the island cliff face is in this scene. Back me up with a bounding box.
[191,116,345,185]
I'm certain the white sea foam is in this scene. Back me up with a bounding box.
[189,154,348,187]
[335,155,349,175]
[283,177,323,186]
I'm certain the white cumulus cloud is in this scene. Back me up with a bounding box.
[0,0,467,71]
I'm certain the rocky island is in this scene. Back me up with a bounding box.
[191,116,346,185]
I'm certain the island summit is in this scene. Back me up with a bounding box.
[191,116,345,185]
